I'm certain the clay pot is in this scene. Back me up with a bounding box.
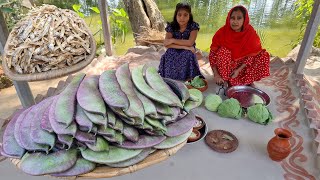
[267,128,292,161]
[188,130,201,142]
[193,116,205,130]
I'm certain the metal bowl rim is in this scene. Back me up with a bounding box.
[226,85,271,107]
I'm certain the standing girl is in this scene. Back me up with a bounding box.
[209,5,270,86]
[158,2,203,81]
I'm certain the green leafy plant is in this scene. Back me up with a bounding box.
[0,0,26,31]
[89,6,100,26]
[185,75,205,88]
[72,4,102,44]
[110,8,129,44]
[294,0,320,48]
[72,4,84,18]
[88,6,103,46]
[72,4,129,46]
[256,29,267,48]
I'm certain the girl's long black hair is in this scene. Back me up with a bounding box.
[169,2,194,31]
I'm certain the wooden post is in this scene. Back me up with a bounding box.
[0,10,8,54]
[293,0,320,74]
[98,0,113,56]
[13,81,35,107]
[0,10,35,108]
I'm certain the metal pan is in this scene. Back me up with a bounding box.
[226,86,270,108]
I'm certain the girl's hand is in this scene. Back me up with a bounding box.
[214,74,224,86]
[164,39,174,46]
[230,69,240,78]
[188,46,196,53]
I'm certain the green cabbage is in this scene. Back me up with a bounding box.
[247,104,273,125]
[190,76,205,88]
[183,89,203,112]
[217,98,242,119]
[205,94,222,112]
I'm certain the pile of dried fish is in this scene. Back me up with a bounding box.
[4,5,93,74]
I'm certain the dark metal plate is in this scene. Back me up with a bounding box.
[226,86,270,108]
[205,130,239,153]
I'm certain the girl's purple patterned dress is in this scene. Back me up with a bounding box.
[158,22,203,81]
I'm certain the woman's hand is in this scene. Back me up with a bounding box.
[231,64,246,78]
[214,73,224,86]
[230,69,240,78]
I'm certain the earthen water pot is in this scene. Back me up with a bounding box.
[188,130,201,142]
[193,116,205,130]
[267,128,292,161]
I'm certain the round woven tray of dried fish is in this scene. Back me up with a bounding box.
[205,130,239,153]
[2,5,96,82]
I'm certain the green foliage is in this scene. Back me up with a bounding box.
[72,4,129,46]
[89,7,100,14]
[294,0,320,48]
[0,0,26,31]
[72,4,84,18]
[247,104,273,125]
[88,6,102,46]
[187,75,205,88]
[204,94,222,112]
[256,29,267,48]
[110,8,129,44]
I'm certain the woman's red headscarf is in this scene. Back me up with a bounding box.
[210,5,263,60]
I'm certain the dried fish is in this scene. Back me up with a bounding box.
[4,5,93,74]
[33,55,55,62]
[70,48,86,55]
[73,56,85,64]
[60,26,65,38]
[14,65,23,74]
[35,65,42,72]
[47,20,55,51]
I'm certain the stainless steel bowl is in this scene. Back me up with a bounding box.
[226,86,270,108]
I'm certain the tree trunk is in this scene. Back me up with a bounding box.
[123,0,166,45]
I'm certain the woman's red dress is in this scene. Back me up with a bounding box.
[209,5,270,86]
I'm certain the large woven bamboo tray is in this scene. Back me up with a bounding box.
[10,141,186,179]
[2,75,187,178]
[2,38,96,82]
[2,7,96,82]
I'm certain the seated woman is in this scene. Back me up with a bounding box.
[209,5,270,86]
[158,2,203,81]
